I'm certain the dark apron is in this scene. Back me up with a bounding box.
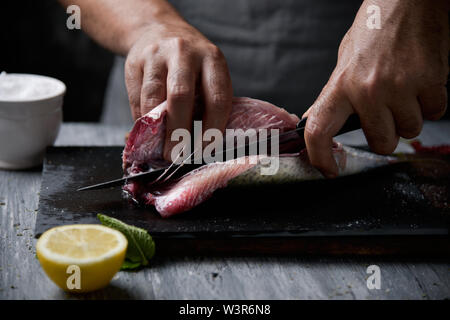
[168,0,362,115]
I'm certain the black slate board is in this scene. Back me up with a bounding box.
[35,147,450,255]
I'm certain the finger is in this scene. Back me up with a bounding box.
[201,52,233,135]
[419,85,447,120]
[304,89,354,178]
[140,59,167,116]
[390,98,423,139]
[124,56,143,120]
[360,105,399,155]
[164,58,197,161]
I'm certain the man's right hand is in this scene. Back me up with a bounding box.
[125,16,233,161]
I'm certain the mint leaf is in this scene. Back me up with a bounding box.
[97,214,155,270]
[121,260,142,270]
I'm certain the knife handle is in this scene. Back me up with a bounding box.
[296,113,361,137]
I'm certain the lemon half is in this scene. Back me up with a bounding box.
[36,224,128,293]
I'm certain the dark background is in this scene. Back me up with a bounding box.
[0,0,114,122]
[1,0,449,122]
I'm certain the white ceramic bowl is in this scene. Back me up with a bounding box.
[0,73,65,169]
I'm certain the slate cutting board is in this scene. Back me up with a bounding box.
[35,146,450,256]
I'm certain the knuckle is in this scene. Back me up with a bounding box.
[142,76,165,93]
[331,72,347,92]
[337,31,350,55]
[141,87,164,104]
[141,76,165,104]
[125,53,137,68]
[208,93,230,113]
[359,76,381,102]
[206,44,224,60]
[211,92,229,106]
[170,37,188,52]
[305,120,327,146]
[141,98,164,110]
[391,74,408,90]
[142,43,160,57]
[127,91,139,104]
[169,84,192,100]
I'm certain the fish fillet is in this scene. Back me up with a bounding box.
[123,97,391,217]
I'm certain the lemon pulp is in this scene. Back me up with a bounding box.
[36,224,127,293]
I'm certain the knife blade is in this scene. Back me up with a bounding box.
[77,114,361,191]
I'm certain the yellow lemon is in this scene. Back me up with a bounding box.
[36,224,127,293]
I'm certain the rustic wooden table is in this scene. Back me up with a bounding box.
[0,121,449,300]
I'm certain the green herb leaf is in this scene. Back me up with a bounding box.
[97,214,155,270]
[121,260,142,270]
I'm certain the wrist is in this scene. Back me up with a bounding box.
[123,1,187,54]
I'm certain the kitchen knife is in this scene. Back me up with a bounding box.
[77,114,361,191]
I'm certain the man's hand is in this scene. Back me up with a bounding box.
[303,0,449,178]
[60,0,233,161]
[125,18,233,160]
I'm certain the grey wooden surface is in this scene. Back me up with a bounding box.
[0,121,449,300]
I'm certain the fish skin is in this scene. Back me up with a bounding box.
[229,145,394,186]
[124,144,394,217]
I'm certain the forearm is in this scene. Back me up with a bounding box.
[59,0,186,55]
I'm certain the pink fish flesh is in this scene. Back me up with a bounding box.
[122,97,392,217]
